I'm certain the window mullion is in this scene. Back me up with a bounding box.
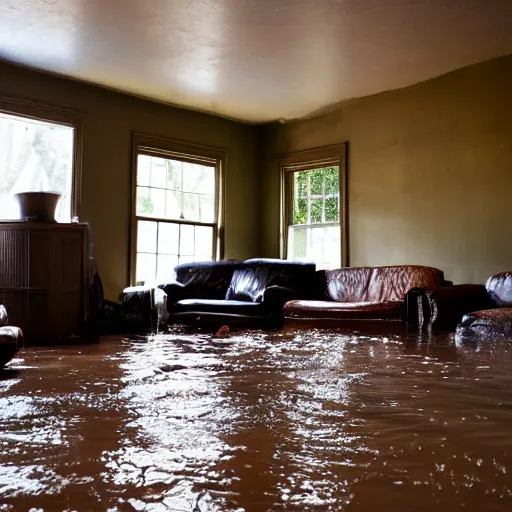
[322,179,326,223]
[307,174,311,225]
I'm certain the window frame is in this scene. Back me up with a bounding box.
[0,94,83,220]
[279,143,349,267]
[130,132,226,285]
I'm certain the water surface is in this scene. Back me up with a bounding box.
[1,329,511,511]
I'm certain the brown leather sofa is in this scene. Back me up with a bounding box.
[283,265,447,327]
[0,304,24,368]
[419,271,512,340]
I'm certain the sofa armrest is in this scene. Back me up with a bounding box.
[262,285,298,311]
[404,287,431,329]
[158,282,186,309]
[427,284,493,331]
[153,287,169,325]
[0,304,7,327]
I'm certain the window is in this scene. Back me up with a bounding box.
[131,134,224,285]
[281,144,348,269]
[0,95,82,222]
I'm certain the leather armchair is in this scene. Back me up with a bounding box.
[407,284,493,332]
[0,304,24,368]
[455,272,512,341]
[413,271,512,338]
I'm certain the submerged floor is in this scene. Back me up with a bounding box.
[1,328,512,511]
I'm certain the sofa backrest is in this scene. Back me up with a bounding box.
[486,271,512,306]
[174,260,243,299]
[226,259,316,303]
[323,265,444,303]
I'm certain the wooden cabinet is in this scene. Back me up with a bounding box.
[0,222,89,343]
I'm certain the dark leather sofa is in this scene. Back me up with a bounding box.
[283,265,447,327]
[157,259,316,328]
[416,271,512,340]
[0,304,24,368]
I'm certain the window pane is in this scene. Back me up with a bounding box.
[158,222,179,255]
[150,187,166,218]
[178,254,196,265]
[287,224,340,270]
[136,253,156,284]
[137,220,157,253]
[137,155,151,186]
[293,198,307,225]
[0,113,74,222]
[136,155,216,223]
[325,197,339,222]
[309,169,323,195]
[156,254,178,283]
[165,189,181,219]
[196,166,216,195]
[294,171,308,199]
[150,157,167,189]
[136,186,152,216]
[167,160,182,190]
[288,225,308,259]
[183,162,202,193]
[310,198,323,223]
[181,192,200,222]
[179,224,194,256]
[199,195,215,223]
[195,225,213,260]
[324,167,339,195]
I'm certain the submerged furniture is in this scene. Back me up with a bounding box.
[0,304,24,368]
[157,259,316,328]
[418,271,512,340]
[121,260,244,329]
[284,265,447,327]
[0,222,90,343]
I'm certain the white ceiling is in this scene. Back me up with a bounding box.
[1,0,512,123]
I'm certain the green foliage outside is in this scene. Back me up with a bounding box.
[293,166,339,225]
[137,195,153,215]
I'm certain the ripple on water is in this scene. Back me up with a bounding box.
[1,329,512,510]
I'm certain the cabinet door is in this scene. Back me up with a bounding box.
[0,227,29,289]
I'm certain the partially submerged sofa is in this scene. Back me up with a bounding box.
[157,259,316,328]
[283,265,448,327]
[0,304,24,368]
[417,271,512,341]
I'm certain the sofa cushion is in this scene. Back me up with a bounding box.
[173,299,263,317]
[486,272,512,307]
[284,300,404,321]
[324,265,444,303]
[456,307,512,341]
[226,260,316,303]
[172,260,243,300]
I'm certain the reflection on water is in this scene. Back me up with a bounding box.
[1,329,512,510]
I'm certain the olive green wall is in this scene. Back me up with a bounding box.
[0,61,260,300]
[261,55,512,284]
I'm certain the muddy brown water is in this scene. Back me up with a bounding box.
[1,328,512,511]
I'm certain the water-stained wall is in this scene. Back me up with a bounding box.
[261,55,512,284]
[0,61,260,299]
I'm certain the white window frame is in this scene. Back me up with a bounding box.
[130,133,225,285]
[279,143,349,267]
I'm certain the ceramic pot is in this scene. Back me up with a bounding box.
[14,192,61,223]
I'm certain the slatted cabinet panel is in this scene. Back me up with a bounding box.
[0,222,88,343]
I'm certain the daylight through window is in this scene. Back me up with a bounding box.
[286,166,342,269]
[133,151,220,285]
[0,113,75,222]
